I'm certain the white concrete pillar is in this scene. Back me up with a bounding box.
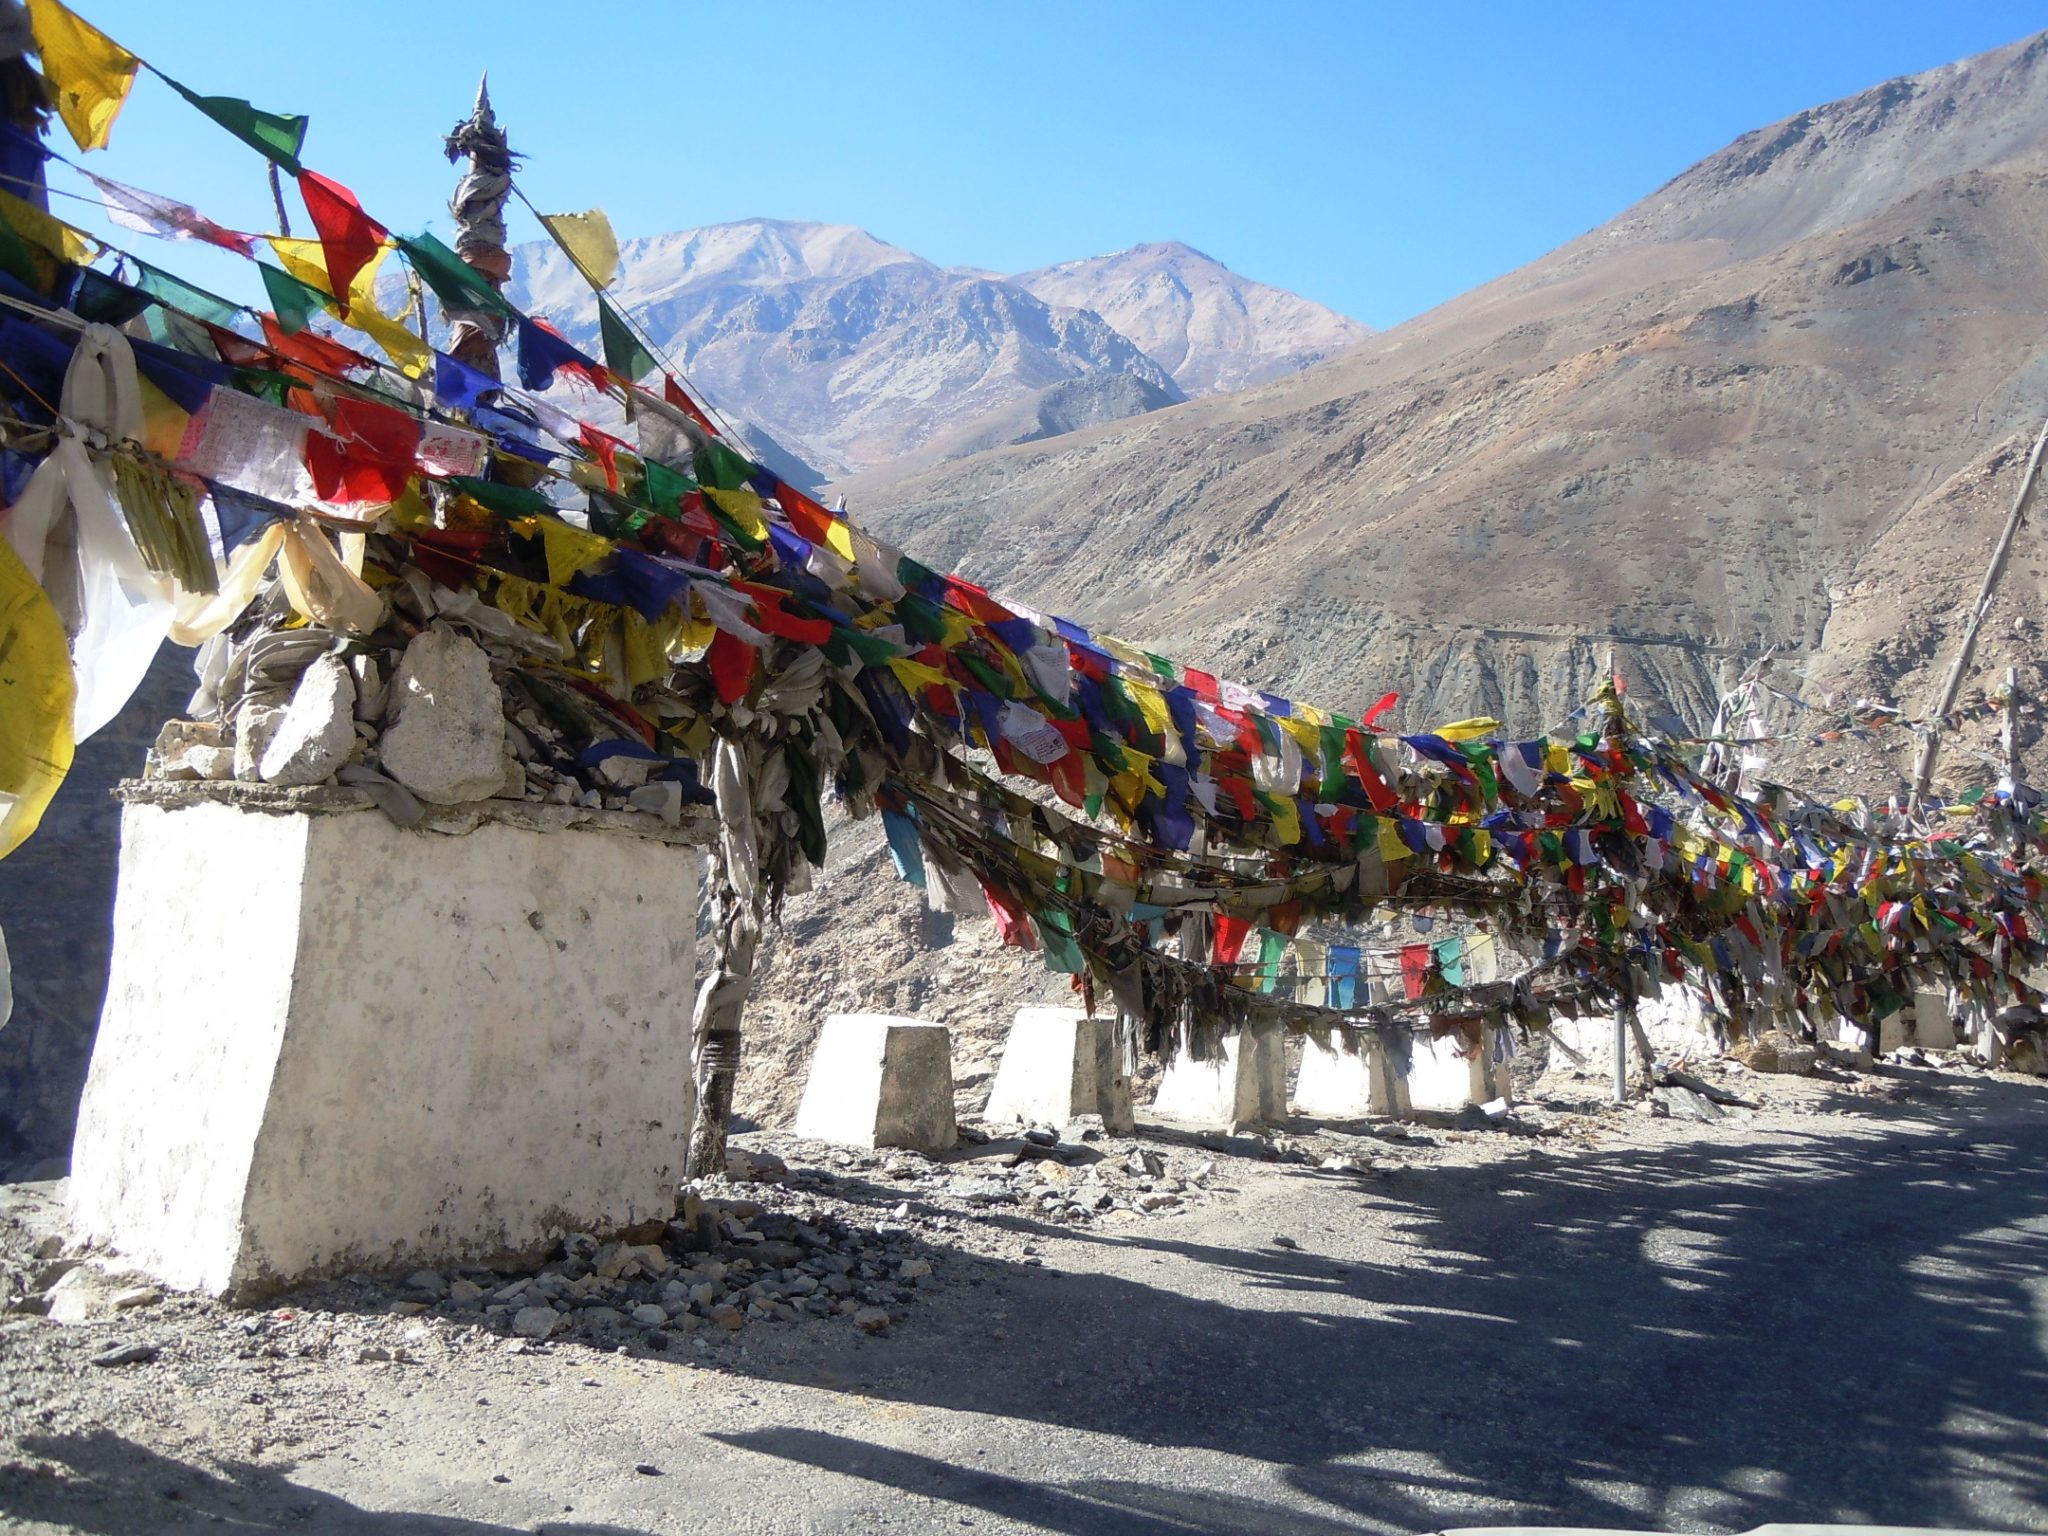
[983,1007,1134,1133]
[1292,1032,1411,1119]
[1406,1024,1510,1112]
[69,789,704,1296]
[1151,1027,1285,1126]
[793,1014,957,1153]
[1911,989,1956,1050]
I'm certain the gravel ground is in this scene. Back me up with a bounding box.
[2,1054,2046,1536]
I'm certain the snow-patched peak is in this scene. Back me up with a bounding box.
[502,218,1361,480]
[1014,242,1371,397]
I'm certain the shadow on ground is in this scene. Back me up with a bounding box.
[0,1429,649,1534]
[720,1074,2048,1533]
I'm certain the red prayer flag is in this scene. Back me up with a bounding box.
[296,169,388,319]
[662,374,717,434]
[1361,691,1399,728]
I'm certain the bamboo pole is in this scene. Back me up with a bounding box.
[1911,419,2048,804]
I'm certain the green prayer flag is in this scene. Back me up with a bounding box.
[447,475,553,519]
[131,260,242,328]
[598,298,657,384]
[694,437,757,491]
[161,75,307,172]
[641,456,697,514]
[398,231,514,319]
[258,261,331,334]
[1036,910,1085,975]
[1256,929,1287,993]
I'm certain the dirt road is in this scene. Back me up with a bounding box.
[2,1062,2045,1535]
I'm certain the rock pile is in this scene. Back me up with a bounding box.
[387,1182,938,1352]
[145,596,712,828]
[762,1125,1224,1229]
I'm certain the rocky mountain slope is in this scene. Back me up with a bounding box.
[839,31,2048,782]
[503,220,1365,481]
[1015,241,1372,396]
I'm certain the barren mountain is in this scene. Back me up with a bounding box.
[1014,241,1373,396]
[840,31,2048,791]
[504,220,1368,481]
[505,221,1183,481]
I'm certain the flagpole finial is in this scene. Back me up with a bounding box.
[474,72,493,123]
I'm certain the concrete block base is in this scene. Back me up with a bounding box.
[1152,1028,1285,1126]
[1292,1033,1410,1119]
[1550,986,1714,1072]
[794,1015,957,1153]
[983,1008,1133,1132]
[1911,989,1958,1050]
[69,792,701,1297]
[1408,1025,1511,1112]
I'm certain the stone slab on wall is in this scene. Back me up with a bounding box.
[69,795,701,1295]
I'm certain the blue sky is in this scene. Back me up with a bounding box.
[38,1,2048,329]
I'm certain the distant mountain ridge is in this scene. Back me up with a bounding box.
[1015,241,1371,396]
[502,220,1367,482]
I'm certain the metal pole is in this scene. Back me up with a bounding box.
[1911,418,2048,804]
[1612,999,1629,1104]
[2002,666,2020,785]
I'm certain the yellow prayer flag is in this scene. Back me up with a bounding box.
[1432,717,1501,741]
[267,236,336,299]
[345,249,430,379]
[538,519,614,588]
[0,537,75,860]
[703,486,768,543]
[27,0,137,152]
[539,209,620,289]
[0,187,94,265]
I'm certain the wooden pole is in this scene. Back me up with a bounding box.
[1911,418,2048,804]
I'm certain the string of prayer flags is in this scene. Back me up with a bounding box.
[296,170,386,318]
[538,208,620,290]
[25,0,136,152]
[156,74,308,174]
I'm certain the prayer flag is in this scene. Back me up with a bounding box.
[83,171,251,255]
[26,0,136,151]
[515,316,598,391]
[129,260,242,329]
[432,350,498,410]
[296,170,387,318]
[397,231,514,318]
[538,208,619,289]
[598,298,656,385]
[663,373,717,434]
[160,76,308,173]
[258,261,330,334]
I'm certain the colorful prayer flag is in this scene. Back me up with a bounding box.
[538,208,619,289]
[26,0,136,151]
[598,298,656,385]
[159,76,308,173]
[84,171,252,256]
[296,170,388,318]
